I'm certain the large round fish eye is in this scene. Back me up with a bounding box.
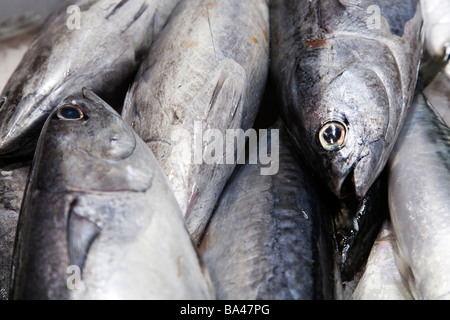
[56,105,85,120]
[0,97,6,108]
[318,121,347,151]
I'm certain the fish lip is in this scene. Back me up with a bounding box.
[331,155,369,200]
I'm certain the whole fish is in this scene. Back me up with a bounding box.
[387,93,450,300]
[199,122,336,300]
[423,64,450,127]
[0,0,180,159]
[421,0,450,60]
[350,220,413,300]
[122,0,270,244]
[0,162,30,300]
[10,88,214,300]
[270,0,424,199]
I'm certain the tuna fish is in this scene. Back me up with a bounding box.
[199,121,336,300]
[122,0,270,243]
[350,220,413,300]
[387,93,450,300]
[0,161,30,300]
[0,0,180,159]
[270,0,424,199]
[10,88,214,300]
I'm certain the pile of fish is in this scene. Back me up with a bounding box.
[0,0,449,300]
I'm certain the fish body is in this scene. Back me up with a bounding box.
[0,0,62,40]
[0,0,180,159]
[122,0,270,243]
[350,220,413,300]
[421,0,450,59]
[387,94,450,300]
[199,122,336,300]
[10,88,214,300]
[270,0,424,199]
[0,162,30,300]
[0,30,36,94]
[423,64,450,127]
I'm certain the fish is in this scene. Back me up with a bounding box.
[332,171,388,284]
[421,0,450,60]
[0,161,30,300]
[199,121,337,300]
[0,0,61,40]
[423,64,450,127]
[121,0,270,244]
[0,29,36,95]
[350,220,413,300]
[0,0,180,160]
[387,93,450,300]
[9,88,214,300]
[270,0,424,199]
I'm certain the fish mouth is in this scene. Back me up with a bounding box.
[332,156,372,200]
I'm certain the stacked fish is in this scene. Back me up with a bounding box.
[0,0,448,300]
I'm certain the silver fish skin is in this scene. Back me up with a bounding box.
[0,0,180,159]
[199,122,336,300]
[350,220,413,300]
[421,0,450,59]
[0,0,61,40]
[0,162,30,300]
[387,93,450,300]
[423,64,450,127]
[122,0,270,244]
[10,88,214,300]
[270,0,424,199]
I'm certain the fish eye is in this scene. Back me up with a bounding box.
[56,105,85,120]
[318,121,347,151]
[0,97,6,108]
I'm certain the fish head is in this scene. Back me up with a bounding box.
[34,87,153,193]
[292,65,390,199]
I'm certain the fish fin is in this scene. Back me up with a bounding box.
[67,200,101,271]
[197,58,246,129]
[391,239,419,299]
[82,87,118,114]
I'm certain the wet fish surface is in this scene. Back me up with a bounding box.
[0,0,61,40]
[0,0,180,160]
[350,220,413,300]
[270,0,424,199]
[387,93,450,300]
[421,0,450,60]
[122,0,270,244]
[10,88,214,300]
[423,64,450,127]
[199,122,336,300]
[0,162,30,300]
[333,172,388,284]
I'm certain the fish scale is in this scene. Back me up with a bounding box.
[199,122,336,299]
[122,0,270,244]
